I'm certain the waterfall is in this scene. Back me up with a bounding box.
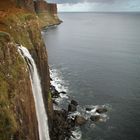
[18,45,50,140]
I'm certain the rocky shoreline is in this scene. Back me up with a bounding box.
[49,68,109,140]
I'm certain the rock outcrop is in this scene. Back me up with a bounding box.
[34,0,61,28]
[0,0,61,139]
[34,0,48,13]
[34,0,57,14]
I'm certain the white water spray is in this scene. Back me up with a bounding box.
[18,45,50,140]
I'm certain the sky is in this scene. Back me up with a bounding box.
[47,0,140,12]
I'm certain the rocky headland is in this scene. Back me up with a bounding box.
[0,0,61,139]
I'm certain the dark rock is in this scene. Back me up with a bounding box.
[71,100,78,106]
[50,85,56,91]
[58,135,65,140]
[61,109,68,119]
[60,91,67,94]
[50,85,60,98]
[52,100,58,105]
[52,92,59,98]
[90,115,100,122]
[68,104,77,112]
[75,116,87,125]
[86,107,92,111]
[67,119,75,128]
[96,108,107,114]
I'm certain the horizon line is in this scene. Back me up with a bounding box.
[58,11,140,13]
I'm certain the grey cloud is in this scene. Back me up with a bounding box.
[47,0,116,4]
[46,0,140,11]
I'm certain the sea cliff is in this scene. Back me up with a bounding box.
[0,0,61,139]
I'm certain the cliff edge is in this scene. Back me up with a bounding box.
[0,0,61,139]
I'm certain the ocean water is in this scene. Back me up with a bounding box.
[42,12,140,140]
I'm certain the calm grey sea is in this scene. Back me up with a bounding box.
[43,12,140,140]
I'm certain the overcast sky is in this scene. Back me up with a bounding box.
[47,0,140,12]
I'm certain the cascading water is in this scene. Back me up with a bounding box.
[18,45,50,140]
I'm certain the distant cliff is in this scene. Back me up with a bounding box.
[34,0,61,28]
[0,0,61,139]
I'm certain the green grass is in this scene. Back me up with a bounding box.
[0,79,18,140]
[0,31,26,139]
[48,91,52,102]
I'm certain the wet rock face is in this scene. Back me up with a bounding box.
[68,104,77,112]
[86,107,92,111]
[68,100,78,112]
[51,110,71,140]
[96,108,107,114]
[51,110,86,140]
[50,85,60,98]
[71,100,78,106]
[90,115,100,122]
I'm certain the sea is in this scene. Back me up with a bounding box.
[42,12,140,140]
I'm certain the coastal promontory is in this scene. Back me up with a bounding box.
[0,0,60,139]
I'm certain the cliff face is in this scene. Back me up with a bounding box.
[34,1,48,13]
[34,0,61,28]
[0,32,39,140]
[34,1,57,14]
[0,0,60,139]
